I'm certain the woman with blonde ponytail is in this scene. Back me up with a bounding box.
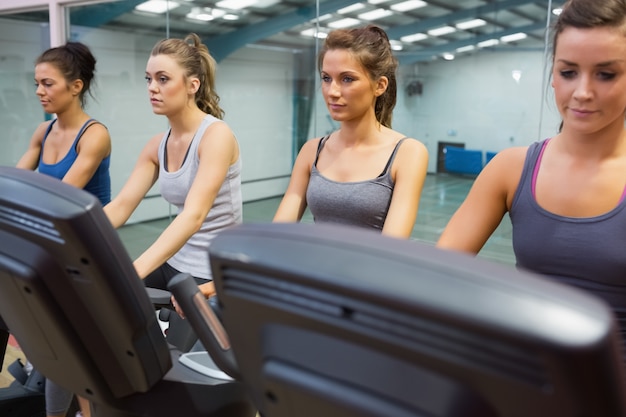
[104,33,241,306]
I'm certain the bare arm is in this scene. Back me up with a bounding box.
[103,134,161,228]
[16,122,49,170]
[436,147,526,254]
[273,138,319,222]
[62,123,111,189]
[382,138,429,239]
[132,122,239,280]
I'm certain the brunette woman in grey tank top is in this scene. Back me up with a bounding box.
[274,25,428,238]
[438,0,626,357]
[104,33,241,310]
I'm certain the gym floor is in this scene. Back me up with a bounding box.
[1,173,516,388]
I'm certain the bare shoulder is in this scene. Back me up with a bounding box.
[477,146,528,203]
[397,136,428,154]
[85,121,110,137]
[203,119,234,136]
[142,132,165,160]
[300,136,324,157]
[31,121,51,141]
[485,146,527,175]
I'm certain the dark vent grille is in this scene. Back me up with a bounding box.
[221,266,550,389]
[0,206,64,244]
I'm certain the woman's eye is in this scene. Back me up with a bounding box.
[342,76,354,83]
[321,75,331,82]
[145,76,151,84]
[559,70,576,79]
[159,77,168,83]
[598,72,616,81]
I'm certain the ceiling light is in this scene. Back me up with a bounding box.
[301,28,328,39]
[254,0,281,7]
[338,3,366,14]
[187,7,226,21]
[358,8,393,20]
[442,53,455,61]
[500,32,527,43]
[391,0,427,12]
[135,1,180,14]
[455,19,486,30]
[216,0,257,10]
[368,0,391,4]
[222,13,239,20]
[400,32,428,42]
[427,26,456,37]
[316,14,333,21]
[477,38,499,48]
[552,7,563,15]
[456,45,475,53]
[328,18,361,28]
[390,40,403,51]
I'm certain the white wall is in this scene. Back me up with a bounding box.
[394,50,562,173]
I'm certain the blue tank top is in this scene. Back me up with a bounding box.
[306,136,408,231]
[38,119,111,205]
[510,139,626,348]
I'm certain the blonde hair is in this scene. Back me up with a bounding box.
[151,33,224,119]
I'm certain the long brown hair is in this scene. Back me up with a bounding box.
[318,25,398,128]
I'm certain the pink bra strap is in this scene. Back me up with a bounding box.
[531,139,550,199]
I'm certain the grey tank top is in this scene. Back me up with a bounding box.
[306,136,408,231]
[510,139,626,346]
[158,114,243,279]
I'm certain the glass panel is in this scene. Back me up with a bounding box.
[0,0,562,236]
[0,8,50,167]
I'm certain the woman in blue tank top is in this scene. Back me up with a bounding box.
[438,0,626,358]
[16,42,111,206]
[273,25,429,239]
[15,42,111,417]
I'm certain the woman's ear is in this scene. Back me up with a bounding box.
[375,76,388,97]
[70,79,84,97]
[188,77,200,95]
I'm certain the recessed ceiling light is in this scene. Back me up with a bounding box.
[552,7,563,15]
[391,0,427,12]
[301,28,328,39]
[187,7,226,22]
[400,32,428,43]
[456,45,475,53]
[216,0,257,10]
[477,38,499,48]
[390,40,403,51]
[455,19,486,30]
[222,13,239,20]
[368,0,391,4]
[500,32,527,43]
[135,1,180,14]
[428,26,456,36]
[442,53,455,60]
[358,8,393,20]
[427,26,456,37]
[328,18,361,28]
[338,3,366,14]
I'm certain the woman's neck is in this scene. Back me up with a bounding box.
[167,106,207,136]
[53,105,89,130]
[337,114,385,147]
